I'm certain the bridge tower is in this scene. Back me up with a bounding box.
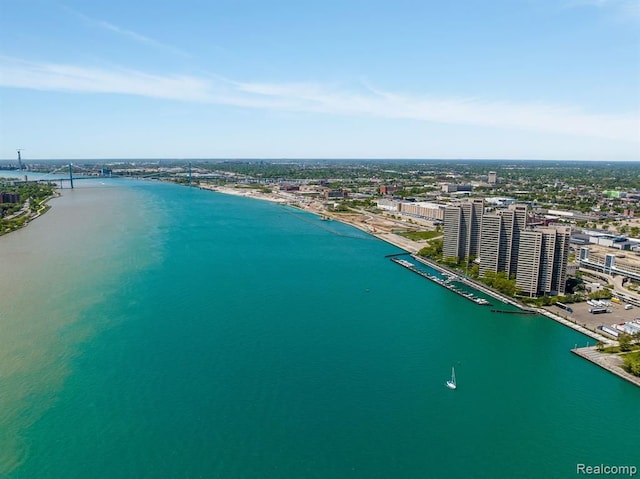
[68,162,74,189]
[16,149,24,170]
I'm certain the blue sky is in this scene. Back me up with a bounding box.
[0,0,638,160]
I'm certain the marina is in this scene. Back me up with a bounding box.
[390,256,491,306]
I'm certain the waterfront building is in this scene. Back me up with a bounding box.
[443,205,463,261]
[552,226,571,295]
[375,199,446,222]
[478,204,527,277]
[514,230,543,296]
[510,204,528,276]
[399,202,446,222]
[445,202,572,297]
[443,199,484,263]
[479,213,507,275]
[516,226,571,297]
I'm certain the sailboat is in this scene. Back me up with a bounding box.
[446,367,457,390]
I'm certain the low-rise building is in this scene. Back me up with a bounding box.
[485,197,515,207]
[376,198,401,212]
[324,189,348,199]
[376,199,446,222]
[379,185,403,195]
[441,183,473,194]
[399,201,446,221]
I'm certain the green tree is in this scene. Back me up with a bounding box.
[622,353,640,377]
[483,270,497,287]
[618,333,633,352]
[418,238,443,259]
[442,256,459,267]
[469,264,480,278]
[539,295,552,306]
[481,270,517,296]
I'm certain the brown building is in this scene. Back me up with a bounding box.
[379,185,402,195]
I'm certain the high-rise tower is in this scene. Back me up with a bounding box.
[515,226,571,297]
[443,199,484,263]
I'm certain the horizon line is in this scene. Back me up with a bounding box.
[1,157,639,163]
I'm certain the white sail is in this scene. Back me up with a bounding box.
[446,367,457,390]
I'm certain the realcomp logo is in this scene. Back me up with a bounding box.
[577,464,638,476]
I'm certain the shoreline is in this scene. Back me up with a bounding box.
[571,347,640,387]
[199,184,425,252]
[202,183,639,388]
[0,192,60,238]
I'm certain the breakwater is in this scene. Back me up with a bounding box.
[491,309,537,315]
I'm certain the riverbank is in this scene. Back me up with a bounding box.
[0,191,59,237]
[200,183,640,387]
[200,184,532,311]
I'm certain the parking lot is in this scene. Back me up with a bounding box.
[544,300,639,338]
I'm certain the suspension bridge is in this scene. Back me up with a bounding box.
[8,154,197,188]
[26,163,101,188]
[24,163,191,188]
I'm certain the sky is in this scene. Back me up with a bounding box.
[0,0,639,161]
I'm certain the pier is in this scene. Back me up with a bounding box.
[390,257,491,306]
[491,309,538,315]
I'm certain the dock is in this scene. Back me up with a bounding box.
[390,257,491,306]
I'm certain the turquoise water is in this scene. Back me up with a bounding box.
[1,179,638,478]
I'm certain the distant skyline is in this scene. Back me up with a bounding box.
[1,0,639,161]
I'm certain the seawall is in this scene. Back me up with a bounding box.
[572,347,640,388]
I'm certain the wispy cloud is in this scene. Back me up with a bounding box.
[61,5,191,57]
[1,57,637,143]
[563,0,640,20]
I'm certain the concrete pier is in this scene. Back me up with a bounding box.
[572,346,640,388]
